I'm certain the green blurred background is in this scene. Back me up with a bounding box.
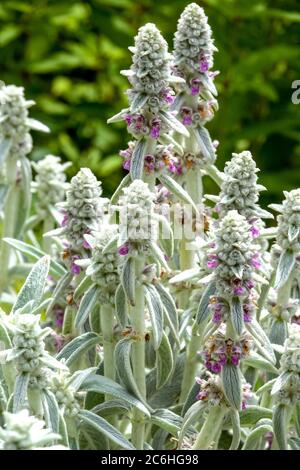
[1,0,300,206]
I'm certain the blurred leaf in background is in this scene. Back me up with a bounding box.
[0,0,299,204]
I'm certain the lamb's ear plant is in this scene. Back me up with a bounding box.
[1,1,300,452]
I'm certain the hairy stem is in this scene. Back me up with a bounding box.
[192,405,227,450]
[100,304,116,395]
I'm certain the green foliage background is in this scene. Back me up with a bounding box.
[1,0,300,205]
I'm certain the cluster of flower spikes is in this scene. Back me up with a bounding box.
[58,168,106,272]
[120,141,182,176]
[215,151,268,234]
[122,23,176,139]
[50,369,81,418]
[196,372,253,409]
[9,313,51,375]
[275,189,300,253]
[173,4,218,165]
[31,155,70,218]
[0,82,33,158]
[206,210,260,324]
[274,324,300,405]
[84,225,120,305]
[0,410,60,450]
[202,330,252,374]
[118,179,157,256]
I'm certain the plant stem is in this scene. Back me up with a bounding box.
[179,323,201,402]
[192,405,227,450]
[100,304,115,396]
[131,257,146,450]
[42,216,54,254]
[0,157,18,293]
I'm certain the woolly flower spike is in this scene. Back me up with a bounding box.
[275,189,300,253]
[5,314,51,374]
[0,82,49,159]
[50,370,81,418]
[0,410,65,450]
[82,225,120,305]
[118,179,157,254]
[32,155,70,217]
[57,168,106,251]
[280,324,300,374]
[216,151,269,224]
[127,23,173,110]
[174,3,215,76]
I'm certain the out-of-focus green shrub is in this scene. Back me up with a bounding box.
[0,0,299,203]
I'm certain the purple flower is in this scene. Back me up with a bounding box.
[118,244,129,256]
[71,255,81,275]
[231,354,240,366]
[199,54,209,73]
[61,211,68,227]
[125,114,133,125]
[246,279,255,290]
[207,254,218,269]
[150,118,161,139]
[211,362,221,373]
[123,159,131,171]
[251,253,261,269]
[233,286,245,296]
[190,77,201,95]
[250,224,260,238]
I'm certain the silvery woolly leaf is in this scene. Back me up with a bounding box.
[41,390,59,433]
[150,409,184,435]
[157,215,174,258]
[56,332,100,367]
[178,401,207,449]
[274,249,295,289]
[242,352,278,375]
[0,322,12,348]
[154,283,178,332]
[159,110,189,137]
[115,284,128,329]
[91,400,130,418]
[12,255,50,313]
[13,373,30,412]
[194,127,216,162]
[289,437,300,450]
[80,375,150,416]
[169,267,200,285]
[121,256,135,306]
[144,284,164,350]
[242,423,273,450]
[273,404,288,450]
[0,138,11,167]
[130,92,148,114]
[75,284,99,329]
[221,364,242,410]
[271,371,292,396]
[231,296,244,336]
[156,331,174,389]
[3,238,66,277]
[196,281,216,325]
[149,241,170,272]
[102,235,118,255]
[73,275,93,302]
[158,173,199,215]
[239,405,272,427]
[67,367,97,392]
[245,318,276,364]
[107,108,129,124]
[229,409,241,450]
[130,138,147,180]
[79,410,135,450]
[181,381,200,417]
[288,224,299,243]
[26,118,50,133]
[110,173,131,204]
[114,337,145,403]
[269,203,283,213]
[269,319,288,346]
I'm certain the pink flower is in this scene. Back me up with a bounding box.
[190,77,201,95]
[251,253,261,269]
[71,255,81,275]
[125,114,133,125]
[207,254,218,269]
[123,159,131,171]
[199,55,209,73]
[61,211,68,227]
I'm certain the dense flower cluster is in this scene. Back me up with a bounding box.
[0,83,32,157]
[202,330,252,373]
[216,151,267,229]
[50,370,81,418]
[32,155,70,217]
[118,179,157,255]
[0,410,62,450]
[275,189,300,252]
[196,373,253,409]
[58,168,106,253]
[83,225,120,305]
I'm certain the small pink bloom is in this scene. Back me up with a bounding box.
[118,244,129,256]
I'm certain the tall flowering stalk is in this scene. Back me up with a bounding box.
[108,22,188,188]
[0,83,49,292]
[31,154,71,253]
